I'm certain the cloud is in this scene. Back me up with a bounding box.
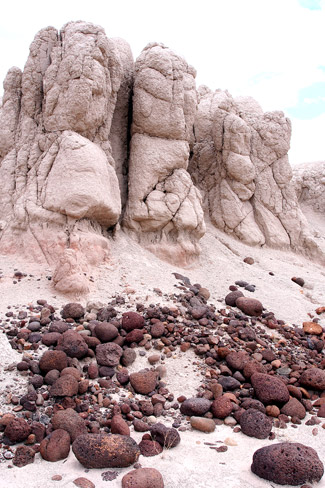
[287,82,325,119]
[289,113,325,165]
[298,0,322,9]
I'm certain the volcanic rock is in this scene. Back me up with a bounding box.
[96,343,123,367]
[150,423,180,448]
[122,468,164,488]
[72,434,140,468]
[281,398,306,419]
[49,374,79,397]
[111,415,130,436]
[225,351,248,370]
[130,370,158,395]
[139,439,163,456]
[40,429,71,462]
[121,348,137,366]
[4,417,31,443]
[39,350,68,373]
[52,408,88,442]
[180,397,212,416]
[240,408,272,439]
[251,373,290,405]
[225,291,244,307]
[251,442,324,485]
[150,322,165,338]
[303,321,323,335]
[13,446,35,467]
[122,312,145,332]
[62,303,85,320]
[125,329,144,343]
[57,330,88,358]
[94,322,119,342]
[299,368,325,391]
[235,297,263,316]
[211,395,233,419]
[190,417,216,433]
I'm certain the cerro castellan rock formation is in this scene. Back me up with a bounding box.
[0,21,323,292]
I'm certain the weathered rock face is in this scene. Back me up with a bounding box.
[189,88,322,261]
[293,161,325,213]
[0,21,132,293]
[123,43,205,265]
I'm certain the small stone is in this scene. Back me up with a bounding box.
[94,322,119,342]
[281,398,306,419]
[96,343,123,367]
[39,350,68,373]
[50,374,79,397]
[122,468,164,488]
[139,439,163,457]
[244,257,254,265]
[150,322,165,338]
[300,368,325,391]
[150,423,180,448]
[148,354,160,365]
[73,477,95,488]
[303,322,323,335]
[13,446,35,467]
[52,476,63,481]
[291,277,305,287]
[180,398,211,416]
[211,395,233,419]
[57,330,88,359]
[111,415,130,436]
[122,312,145,332]
[61,303,85,320]
[265,405,280,417]
[251,373,290,405]
[4,417,31,443]
[225,291,244,307]
[190,417,215,433]
[52,408,88,442]
[130,370,158,395]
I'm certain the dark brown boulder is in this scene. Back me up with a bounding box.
[72,434,140,468]
[125,329,144,343]
[49,320,69,333]
[52,408,88,442]
[150,423,180,448]
[180,397,211,416]
[121,348,137,366]
[236,297,263,316]
[139,439,163,457]
[122,468,164,488]
[281,398,306,419]
[13,446,35,467]
[225,290,244,307]
[40,429,71,461]
[110,415,130,436]
[251,373,290,405]
[61,303,85,320]
[49,374,79,397]
[42,332,61,346]
[299,368,325,391]
[39,350,68,373]
[211,395,233,419]
[251,442,324,485]
[96,343,123,367]
[94,322,119,342]
[57,330,88,359]
[122,312,145,332]
[240,408,272,439]
[4,417,31,443]
[130,370,158,395]
[150,322,165,338]
[225,351,248,370]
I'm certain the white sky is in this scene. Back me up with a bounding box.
[0,0,324,165]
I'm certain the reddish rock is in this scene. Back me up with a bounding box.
[299,368,325,391]
[49,321,69,333]
[13,446,35,467]
[44,369,60,385]
[125,329,144,343]
[61,303,85,320]
[180,398,211,416]
[139,439,163,456]
[190,417,215,433]
[150,423,180,448]
[243,360,266,379]
[291,277,305,287]
[116,368,129,385]
[236,297,263,316]
[73,478,95,488]
[40,429,71,461]
[316,306,325,315]
[96,343,123,367]
[31,422,46,443]
[50,374,79,397]
[317,404,325,418]
[241,399,266,413]
[39,350,68,373]
[94,322,119,342]
[251,373,290,405]
[57,330,88,359]
[225,351,248,370]
[111,415,130,436]
[244,257,254,265]
[121,348,137,366]
[130,370,158,395]
[4,417,31,443]
[150,322,165,338]
[225,290,244,307]
[240,408,272,439]
[42,332,61,346]
[61,367,82,381]
[303,321,323,335]
[72,434,140,468]
[211,395,233,419]
[52,408,88,442]
[122,312,145,332]
[281,398,306,419]
[251,442,324,485]
[88,362,99,379]
[122,468,164,488]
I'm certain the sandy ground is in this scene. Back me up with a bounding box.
[0,216,324,488]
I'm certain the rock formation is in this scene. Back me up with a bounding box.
[189,87,322,259]
[0,21,133,293]
[123,43,205,265]
[293,161,325,213]
[0,21,323,293]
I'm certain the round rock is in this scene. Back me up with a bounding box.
[96,343,123,367]
[52,408,88,442]
[240,408,272,439]
[57,330,88,359]
[39,350,68,373]
[4,417,31,443]
[299,368,325,391]
[150,423,180,448]
[61,303,85,320]
[180,397,212,416]
[139,439,163,457]
[236,297,263,316]
[211,395,233,419]
[94,322,119,342]
[190,417,215,433]
[251,373,290,405]
[122,312,145,332]
[130,370,158,395]
[225,291,244,307]
[49,374,79,397]
[40,429,71,462]
[122,468,164,488]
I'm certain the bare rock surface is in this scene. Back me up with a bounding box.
[293,161,325,213]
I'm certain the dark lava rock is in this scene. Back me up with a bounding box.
[241,399,266,414]
[130,370,158,395]
[150,322,165,338]
[150,423,180,448]
[235,280,249,287]
[121,348,137,367]
[122,312,145,332]
[96,343,123,367]
[4,417,31,443]
[57,330,88,359]
[116,368,129,385]
[226,351,248,371]
[94,322,119,342]
[236,297,263,316]
[72,434,140,468]
[49,374,79,397]
[244,257,254,265]
[225,290,244,307]
[180,397,212,416]
[29,374,44,388]
[240,408,272,439]
[261,349,276,362]
[291,277,305,287]
[243,360,266,379]
[13,446,35,467]
[218,376,241,391]
[39,350,68,373]
[40,429,71,461]
[191,306,207,320]
[211,395,233,419]
[133,419,150,432]
[251,442,324,485]
[44,369,60,385]
[111,415,130,436]
[97,306,117,322]
[139,439,163,457]
[49,320,69,334]
[299,368,325,391]
[61,303,85,320]
[125,329,144,344]
[251,373,290,405]
[52,408,88,442]
[42,332,61,346]
[281,398,306,419]
[122,468,164,488]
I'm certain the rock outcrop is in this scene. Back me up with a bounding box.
[123,43,205,265]
[0,21,132,293]
[293,161,325,213]
[189,88,321,260]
